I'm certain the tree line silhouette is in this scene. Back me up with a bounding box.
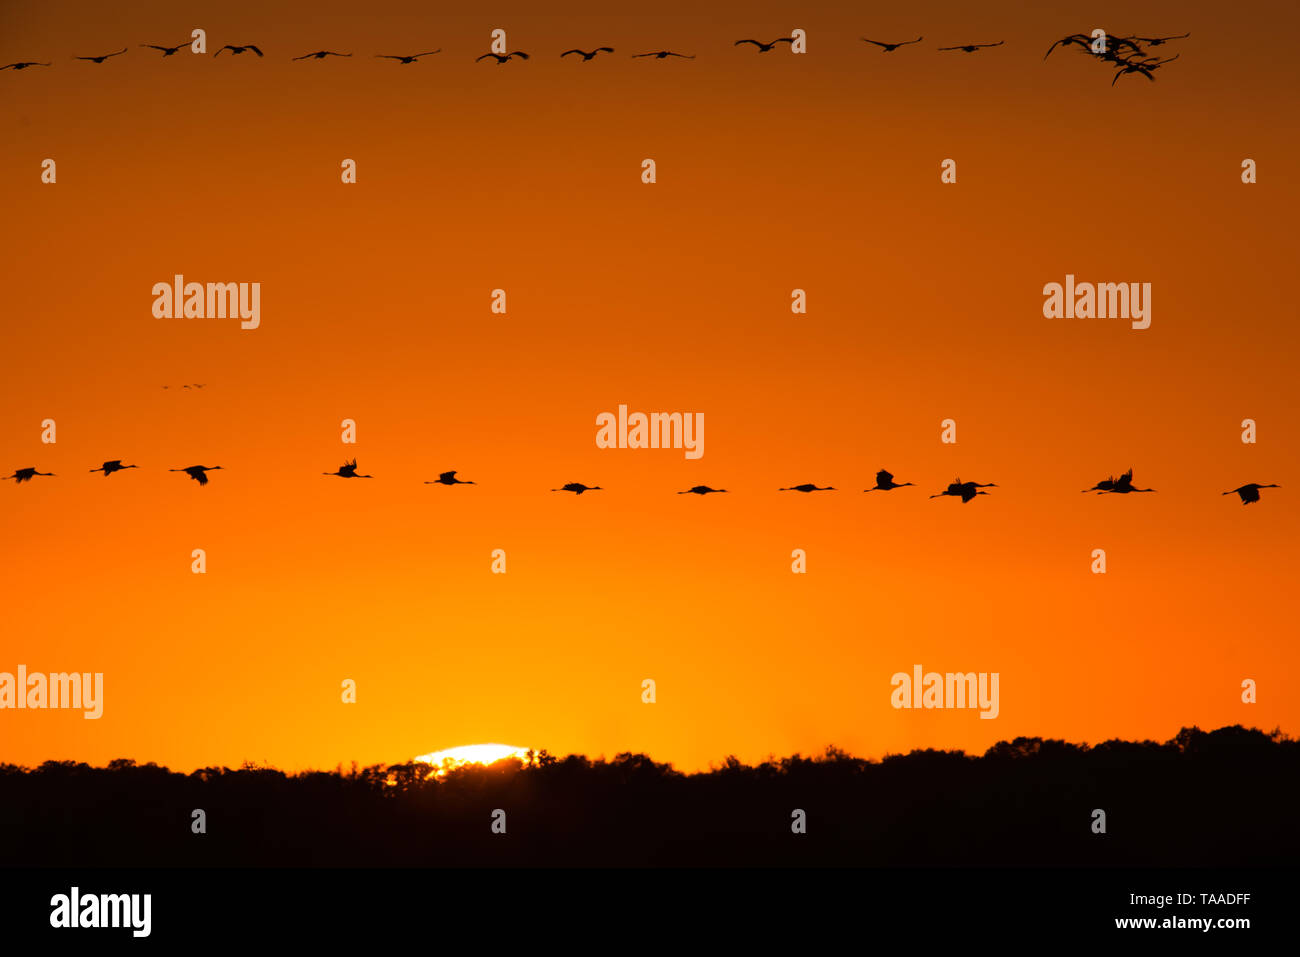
[2,725,1294,866]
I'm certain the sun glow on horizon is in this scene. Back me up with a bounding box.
[413,743,532,775]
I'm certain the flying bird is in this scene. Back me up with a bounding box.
[141,43,188,57]
[778,484,835,493]
[1083,469,1155,493]
[931,479,996,503]
[476,51,529,64]
[560,48,614,60]
[865,469,913,492]
[376,51,441,63]
[861,36,923,52]
[424,470,475,486]
[1043,34,1093,59]
[938,41,1004,53]
[1112,53,1179,85]
[323,459,372,479]
[678,485,727,495]
[170,465,223,485]
[293,50,351,60]
[214,45,263,57]
[1130,32,1189,47]
[734,38,794,53]
[90,460,138,477]
[3,467,54,483]
[552,482,601,494]
[74,48,127,63]
[1,61,52,70]
[633,51,695,59]
[1223,483,1279,505]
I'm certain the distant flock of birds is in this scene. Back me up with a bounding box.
[2,29,1187,85]
[1,464,1278,504]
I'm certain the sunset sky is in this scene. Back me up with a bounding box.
[1,0,1297,774]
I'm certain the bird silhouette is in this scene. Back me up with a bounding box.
[424,470,475,486]
[938,41,1004,53]
[930,479,996,503]
[1091,468,1155,493]
[734,38,794,53]
[861,36,923,52]
[865,469,914,492]
[678,485,727,495]
[1224,483,1278,505]
[561,48,614,61]
[1,61,52,70]
[75,49,127,64]
[1112,53,1179,85]
[323,459,371,479]
[141,43,188,57]
[552,482,601,494]
[293,50,351,60]
[633,51,694,59]
[476,52,529,64]
[170,465,222,485]
[1130,32,1189,47]
[376,51,441,63]
[3,467,55,483]
[1043,34,1093,59]
[779,484,835,492]
[214,45,263,57]
[90,460,138,477]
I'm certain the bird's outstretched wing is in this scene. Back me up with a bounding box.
[735,40,762,47]
[509,51,529,59]
[248,46,263,56]
[475,53,497,61]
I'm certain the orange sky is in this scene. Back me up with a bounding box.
[1,0,1297,773]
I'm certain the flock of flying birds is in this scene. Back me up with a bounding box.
[0,464,1279,504]
[1,29,1187,84]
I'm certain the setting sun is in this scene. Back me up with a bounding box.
[414,744,532,775]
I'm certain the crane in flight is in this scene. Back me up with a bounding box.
[1130,32,1189,47]
[477,51,529,64]
[734,37,794,53]
[425,470,475,486]
[323,459,372,479]
[90,460,138,477]
[779,483,835,493]
[865,469,914,492]
[171,465,223,485]
[561,48,614,61]
[293,50,351,60]
[141,42,189,57]
[1043,34,1092,59]
[376,51,441,63]
[931,479,996,503]
[861,36,923,52]
[1,61,52,70]
[75,48,127,63]
[552,482,602,494]
[214,44,263,57]
[3,467,55,483]
[633,51,695,59]
[1223,483,1279,505]
[678,485,727,495]
[938,41,1004,53]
